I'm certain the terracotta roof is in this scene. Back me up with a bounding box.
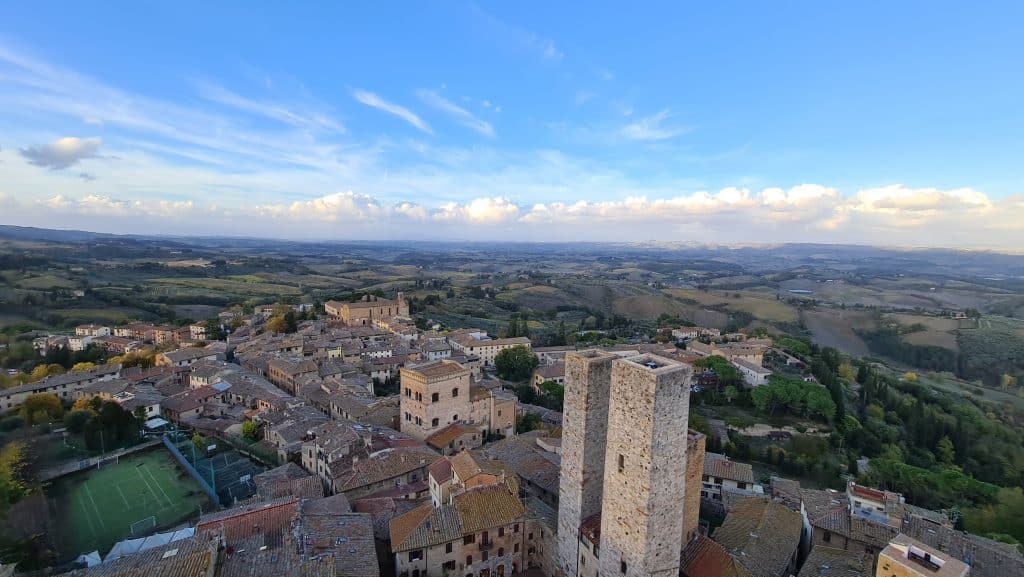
[903,516,1024,577]
[449,450,482,482]
[849,483,886,502]
[704,453,755,484]
[534,362,565,379]
[334,446,438,491]
[796,546,871,577]
[712,497,803,577]
[681,534,754,577]
[425,423,480,450]
[453,481,524,534]
[299,511,379,577]
[402,360,469,381]
[428,457,454,484]
[59,536,218,577]
[389,481,524,553]
[388,502,456,551]
[580,512,601,547]
[196,497,299,545]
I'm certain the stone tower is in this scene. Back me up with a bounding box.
[557,350,618,577]
[598,354,692,577]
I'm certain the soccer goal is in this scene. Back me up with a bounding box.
[130,515,157,537]
[97,455,119,469]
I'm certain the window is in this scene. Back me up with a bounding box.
[715,477,722,484]
[514,523,519,533]
[444,561,456,571]
[618,454,625,473]
[466,555,473,565]
[446,542,453,554]
[453,388,459,397]
[498,527,504,537]
[405,412,412,421]
[737,482,747,490]
[405,388,412,397]
[453,414,459,422]
[432,418,440,427]
[581,555,585,566]
[823,531,831,543]
[464,534,476,545]
[432,392,440,403]
[528,532,534,540]
[409,550,423,561]
[497,410,502,416]
[498,547,504,556]
[620,561,627,574]
[514,544,519,553]
[482,551,489,562]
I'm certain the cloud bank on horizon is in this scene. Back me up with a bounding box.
[0,2,1022,249]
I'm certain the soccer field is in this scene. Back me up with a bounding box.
[48,448,212,560]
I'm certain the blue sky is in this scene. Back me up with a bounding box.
[1,1,1022,247]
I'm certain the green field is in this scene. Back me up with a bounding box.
[47,449,211,560]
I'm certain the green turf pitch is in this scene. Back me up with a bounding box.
[47,448,211,560]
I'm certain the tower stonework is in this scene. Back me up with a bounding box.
[598,355,692,577]
[557,350,618,577]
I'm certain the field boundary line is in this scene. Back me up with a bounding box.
[115,482,130,509]
[76,491,97,537]
[83,481,107,530]
[143,464,174,507]
[135,465,160,508]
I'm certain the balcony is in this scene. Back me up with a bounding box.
[478,540,495,551]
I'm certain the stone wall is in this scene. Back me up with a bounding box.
[598,355,691,577]
[556,350,616,577]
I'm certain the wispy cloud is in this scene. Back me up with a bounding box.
[20,137,101,169]
[418,90,495,137]
[470,5,563,62]
[621,110,689,141]
[195,81,344,133]
[352,89,432,134]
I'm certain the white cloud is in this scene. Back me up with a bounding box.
[433,196,520,223]
[20,137,101,169]
[418,90,495,137]
[352,89,432,134]
[2,184,1019,248]
[621,110,688,141]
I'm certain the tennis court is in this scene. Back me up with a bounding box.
[47,448,212,560]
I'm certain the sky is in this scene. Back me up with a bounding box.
[1,1,1023,248]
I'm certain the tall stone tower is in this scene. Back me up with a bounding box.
[598,354,692,577]
[557,350,618,577]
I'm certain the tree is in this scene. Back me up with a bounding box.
[70,362,96,372]
[29,363,64,382]
[204,318,226,340]
[903,371,918,382]
[63,409,93,434]
[692,355,741,387]
[0,441,28,509]
[516,413,541,434]
[21,393,62,425]
[1001,373,1017,391]
[494,346,539,382]
[804,386,837,423]
[266,312,297,334]
[192,433,208,450]
[241,421,259,441]
[936,436,956,466]
[723,385,738,404]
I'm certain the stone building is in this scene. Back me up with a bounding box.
[400,360,472,441]
[877,534,970,577]
[390,451,529,577]
[325,293,409,326]
[557,351,696,577]
[400,360,516,443]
